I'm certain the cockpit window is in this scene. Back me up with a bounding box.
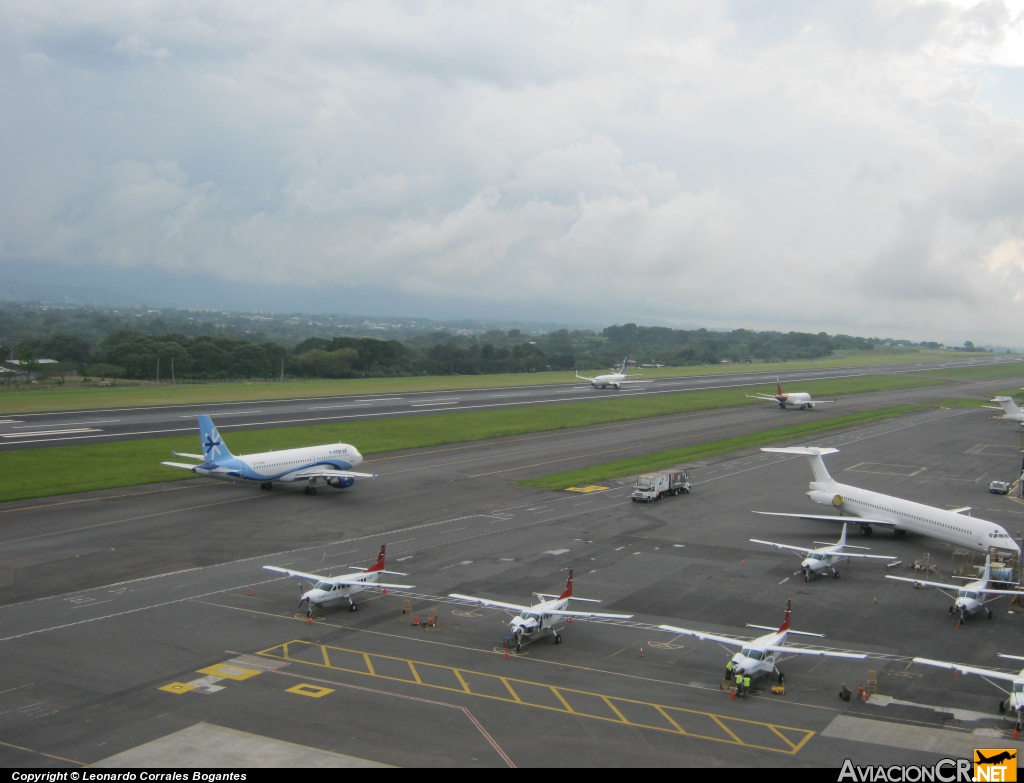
[740,648,751,658]
[314,581,333,591]
[1013,683,1024,694]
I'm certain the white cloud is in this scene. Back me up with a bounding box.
[0,1,1023,342]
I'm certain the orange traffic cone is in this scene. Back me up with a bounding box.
[797,581,802,588]
[504,649,509,660]
[567,616,573,623]
[956,618,962,629]
[382,588,387,596]
[413,615,420,626]
[247,587,252,595]
[873,597,877,605]
[730,688,736,700]
[741,560,746,566]
[307,615,312,625]
[1014,726,1019,740]
[639,647,644,658]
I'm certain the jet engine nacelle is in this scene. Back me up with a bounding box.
[327,476,356,489]
[808,491,842,507]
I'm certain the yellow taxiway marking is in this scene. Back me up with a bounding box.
[158,682,197,694]
[257,639,816,755]
[196,664,261,681]
[286,683,334,698]
[565,485,611,493]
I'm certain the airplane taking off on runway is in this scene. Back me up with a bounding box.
[986,395,1024,424]
[746,378,835,410]
[889,555,1022,622]
[659,600,865,683]
[750,523,897,581]
[575,357,653,389]
[755,447,1020,555]
[449,570,633,651]
[914,654,1024,726]
[263,545,412,615]
[162,414,375,495]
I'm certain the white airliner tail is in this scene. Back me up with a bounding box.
[761,446,838,483]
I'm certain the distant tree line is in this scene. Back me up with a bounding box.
[0,324,987,383]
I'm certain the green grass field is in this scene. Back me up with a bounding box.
[0,374,942,504]
[517,406,920,490]
[0,347,964,415]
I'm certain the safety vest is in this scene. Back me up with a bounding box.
[735,674,743,685]
[743,676,751,688]
[726,661,733,672]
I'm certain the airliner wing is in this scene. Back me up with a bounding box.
[263,565,328,582]
[913,657,1019,682]
[172,452,206,460]
[575,370,596,382]
[162,461,200,471]
[753,511,897,527]
[766,646,865,659]
[834,551,898,560]
[658,625,747,647]
[547,609,634,619]
[448,594,532,612]
[290,467,377,481]
[807,400,836,405]
[619,379,655,384]
[745,394,778,402]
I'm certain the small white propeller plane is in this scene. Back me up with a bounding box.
[889,555,1023,622]
[746,378,835,410]
[658,600,866,683]
[750,523,897,581]
[449,570,633,651]
[913,654,1024,726]
[575,357,653,390]
[263,545,413,616]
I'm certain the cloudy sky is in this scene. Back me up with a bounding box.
[2,1,1023,343]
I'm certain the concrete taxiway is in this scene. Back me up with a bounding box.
[2,374,1024,767]
[0,355,1018,450]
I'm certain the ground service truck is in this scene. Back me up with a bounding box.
[631,472,691,503]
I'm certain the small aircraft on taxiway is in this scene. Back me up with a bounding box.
[658,600,866,683]
[750,523,897,581]
[263,545,413,616]
[449,570,632,651]
[914,654,1024,727]
[889,554,1023,622]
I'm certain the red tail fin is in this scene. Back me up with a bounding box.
[777,600,792,633]
[558,569,574,600]
[776,377,783,397]
[366,545,385,572]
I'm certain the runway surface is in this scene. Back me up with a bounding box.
[2,374,1024,767]
[0,355,1018,450]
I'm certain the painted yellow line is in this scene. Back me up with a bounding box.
[321,645,331,667]
[363,652,376,677]
[552,687,575,714]
[501,677,521,702]
[256,640,815,755]
[0,738,92,767]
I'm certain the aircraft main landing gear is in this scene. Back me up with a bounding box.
[987,607,993,619]
[260,482,273,490]
[304,486,317,496]
[860,525,873,536]
[554,633,562,644]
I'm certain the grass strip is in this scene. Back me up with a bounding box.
[517,405,922,490]
[0,348,962,415]
[0,375,941,504]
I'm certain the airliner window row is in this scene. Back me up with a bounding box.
[856,501,969,535]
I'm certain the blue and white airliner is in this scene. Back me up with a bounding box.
[161,415,375,495]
